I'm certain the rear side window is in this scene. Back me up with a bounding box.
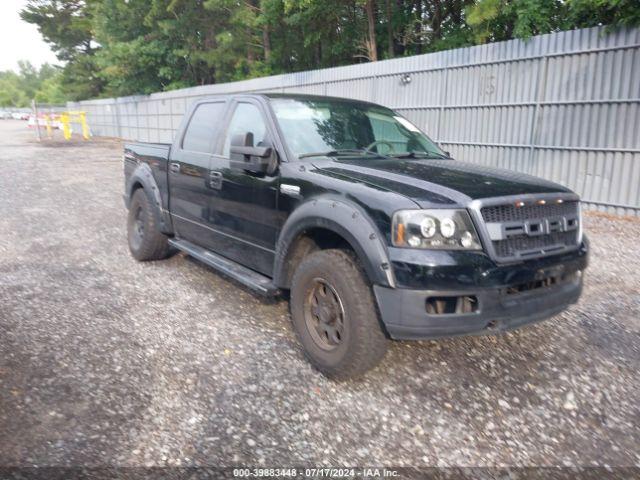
[182,102,225,153]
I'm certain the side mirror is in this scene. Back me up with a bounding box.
[230,132,274,174]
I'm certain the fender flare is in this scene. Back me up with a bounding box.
[125,163,173,234]
[273,196,395,289]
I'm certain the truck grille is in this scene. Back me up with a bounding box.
[479,199,580,262]
[481,202,578,223]
[492,231,578,258]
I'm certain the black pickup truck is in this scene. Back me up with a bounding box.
[124,93,588,379]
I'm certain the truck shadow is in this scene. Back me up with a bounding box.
[179,248,570,387]
[167,249,615,406]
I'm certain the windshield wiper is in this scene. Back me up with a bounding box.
[390,151,450,159]
[298,148,388,159]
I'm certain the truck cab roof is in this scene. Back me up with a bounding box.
[191,92,383,108]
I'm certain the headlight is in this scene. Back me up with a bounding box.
[439,217,456,238]
[420,217,437,238]
[392,209,482,250]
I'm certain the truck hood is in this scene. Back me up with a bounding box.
[311,157,571,206]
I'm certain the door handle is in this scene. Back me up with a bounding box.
[170,162,180,173]
[209,171,223,189]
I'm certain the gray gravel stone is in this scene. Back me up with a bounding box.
[0,121,639,468]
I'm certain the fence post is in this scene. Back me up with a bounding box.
[436,66,450,144]
[31,99,41,142]
[115,100,122,138]
[527,55,549,174]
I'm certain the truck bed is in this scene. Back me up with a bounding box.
[124,141,171,159]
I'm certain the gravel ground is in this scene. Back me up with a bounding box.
[0,120,639,470]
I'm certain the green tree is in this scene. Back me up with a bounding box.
[17,0,640,100]
[466,0,639,43]
[567,0,640,30]
[35,71,67,105]
[92,0,174,95]
[0,63,66,107]
[20,0,103,100]
[466,0,565,42]
[0,72,28,107]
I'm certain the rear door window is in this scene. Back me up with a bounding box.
[182,102,225,153]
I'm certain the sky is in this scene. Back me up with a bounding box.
[0,0,59,72]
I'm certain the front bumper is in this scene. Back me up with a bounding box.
[374,240,588,340]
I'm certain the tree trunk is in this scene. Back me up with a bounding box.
[248,37,256,63]
[247,0,259,64]
[432,0,442,42]
[414,0,422,54]
[395,0,406,55]
[385,0,394,58]
[263,24,271,62]
[365,0,378,61]
[450,0,461,26]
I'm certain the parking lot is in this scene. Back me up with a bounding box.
[0,119,639,469]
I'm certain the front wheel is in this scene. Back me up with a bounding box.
[290,249,388,380]
[127,188,170,261]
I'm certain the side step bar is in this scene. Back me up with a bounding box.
[168,238,280,297]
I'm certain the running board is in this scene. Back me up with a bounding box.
[168,238,280,297]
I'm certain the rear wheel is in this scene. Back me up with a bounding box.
[290,249,388,380]
[127,188,170,261]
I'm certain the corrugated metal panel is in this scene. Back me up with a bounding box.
[72,26,640,216]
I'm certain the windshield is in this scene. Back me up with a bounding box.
[269,98,446,159]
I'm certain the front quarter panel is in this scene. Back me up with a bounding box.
[274,197,394,288]
[273,162,419,288]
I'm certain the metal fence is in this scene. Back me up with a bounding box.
[69,26,640,216]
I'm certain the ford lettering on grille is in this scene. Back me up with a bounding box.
[478,199,580,262]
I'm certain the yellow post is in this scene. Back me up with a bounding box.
[45,114,53,139]
[60,112,71,140]
[57,111,90,141]
[80,112,90,140]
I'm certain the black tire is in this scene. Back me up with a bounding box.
[290,249,388,380]
[127,188,170,261]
